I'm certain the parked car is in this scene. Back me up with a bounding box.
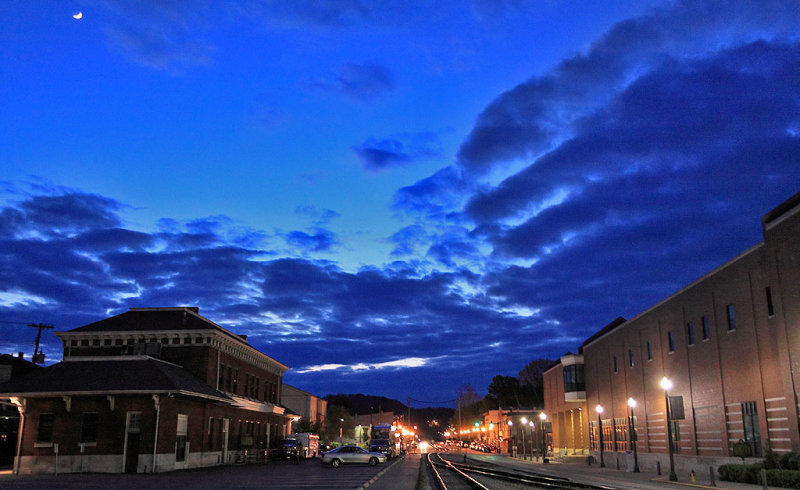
[271,438,303,461]
[368,439,395,460]
[321,445,387,468]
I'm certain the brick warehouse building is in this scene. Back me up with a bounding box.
[0,307,291,474]
[544,190,800,472]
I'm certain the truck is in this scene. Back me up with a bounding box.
[369,424,397,460]
[290,432,320,459]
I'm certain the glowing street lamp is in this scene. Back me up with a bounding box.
[596,404,605,468]
[520,417,528,459]
[539,412,548,463]
[661,377,677,481]
[627,398,640,472]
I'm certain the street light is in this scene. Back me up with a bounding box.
[521,417,528,459]
[661,377,677,481]
[539,412,548,463]
[595,404,605,468]
[528,421,535,460]
[627,398,639,472]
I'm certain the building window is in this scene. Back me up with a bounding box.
[646,341,652,360]
[702,316,710,340]
[687,322,695,346]
[668,331,675,352]
[176,414,188,462]
[563,364,585,392]
[37,413,55,442]
[766,287,775,317]
[726,304,736,330]
[742,401,762,457]
[80,413,99,443]
[669,421,681,452]
[218,364,225,391]
[208,417,214,449]
[613,356,618,373]
[233,369,239,394]
[628,349,634,367]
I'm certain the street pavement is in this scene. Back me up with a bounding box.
[0,451,784,489]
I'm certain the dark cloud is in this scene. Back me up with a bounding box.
[285,228,338,252]
[393,166,473,220]
[456,0,800,174]
[353,133,441,170]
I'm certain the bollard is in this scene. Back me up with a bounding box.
[761,468,768,490]
[690,469,696,484]
[464,454,467,464]
[709,466,716,487]
[616,457,620,470]
[657,461,662,476]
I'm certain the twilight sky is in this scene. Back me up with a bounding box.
[1,0,799,406]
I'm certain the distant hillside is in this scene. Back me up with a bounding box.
[324,393,455,439]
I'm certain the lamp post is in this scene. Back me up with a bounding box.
[596,404,605,468]
[627,398,639,472]
[521,417,528,459]
[528,421,535,460]
[507,420,512,455]
[539,412,548,463]
[661,377,677,481]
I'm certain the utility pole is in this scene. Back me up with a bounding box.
[28,323,54,364]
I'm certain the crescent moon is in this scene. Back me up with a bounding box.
[73,12,83,20]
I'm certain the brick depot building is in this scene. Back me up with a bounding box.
[0,307,291,474]
[544,191,800,472]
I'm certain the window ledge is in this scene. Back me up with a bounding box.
[34,442,53,448]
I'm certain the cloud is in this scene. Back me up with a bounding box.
[456,0,800,175]
[296,356,428,373]
[353,132,442,170]
[285,228,338,252]
[311,63,395,101]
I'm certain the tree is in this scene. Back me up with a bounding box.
[486,375,522,408]
[323,405,354,444]
[294,416,321,434]
[518,358,555,407]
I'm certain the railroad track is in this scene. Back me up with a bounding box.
[427,451,614,489]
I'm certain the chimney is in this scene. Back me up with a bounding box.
[239,334,248,342]
[17,352,24,359]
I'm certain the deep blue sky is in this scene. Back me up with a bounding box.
[1,0,799,406]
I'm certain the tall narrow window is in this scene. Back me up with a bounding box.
[687,322,695,345]
[233,369,239,394]
[208,417,214,449]
[80,413,98,443]
[726,304,736,330]
[742,401,762,457]
[37,413,55,442]
[668,331,675,352]
[766,287,775,317]
[628,349,634,367]
[613,356,618,373]
[218,364,225,391]
[646,341,652,360]
[702,316,710,339]
[176,414,188,462]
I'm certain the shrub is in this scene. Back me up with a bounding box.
[765,449,779,469]
[718,463,763,484]
[766,469,800,489]
[779,452,800,471]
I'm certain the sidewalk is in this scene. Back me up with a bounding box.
[471,453,780,490]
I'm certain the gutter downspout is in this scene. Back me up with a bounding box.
[152,394,161,473]
[11,397,25,475]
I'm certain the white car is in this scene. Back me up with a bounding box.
[321,445,387,467]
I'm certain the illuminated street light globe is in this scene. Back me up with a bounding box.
[539,412,546,421]
[596,404,603,414]
[521,417,528,424]
[660,377,673,391]
[628,397,637,408]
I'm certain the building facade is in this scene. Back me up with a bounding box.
[549,191,800,473]
[542,353,589,458]
[0,307,291,474]
[281,384,327,431]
